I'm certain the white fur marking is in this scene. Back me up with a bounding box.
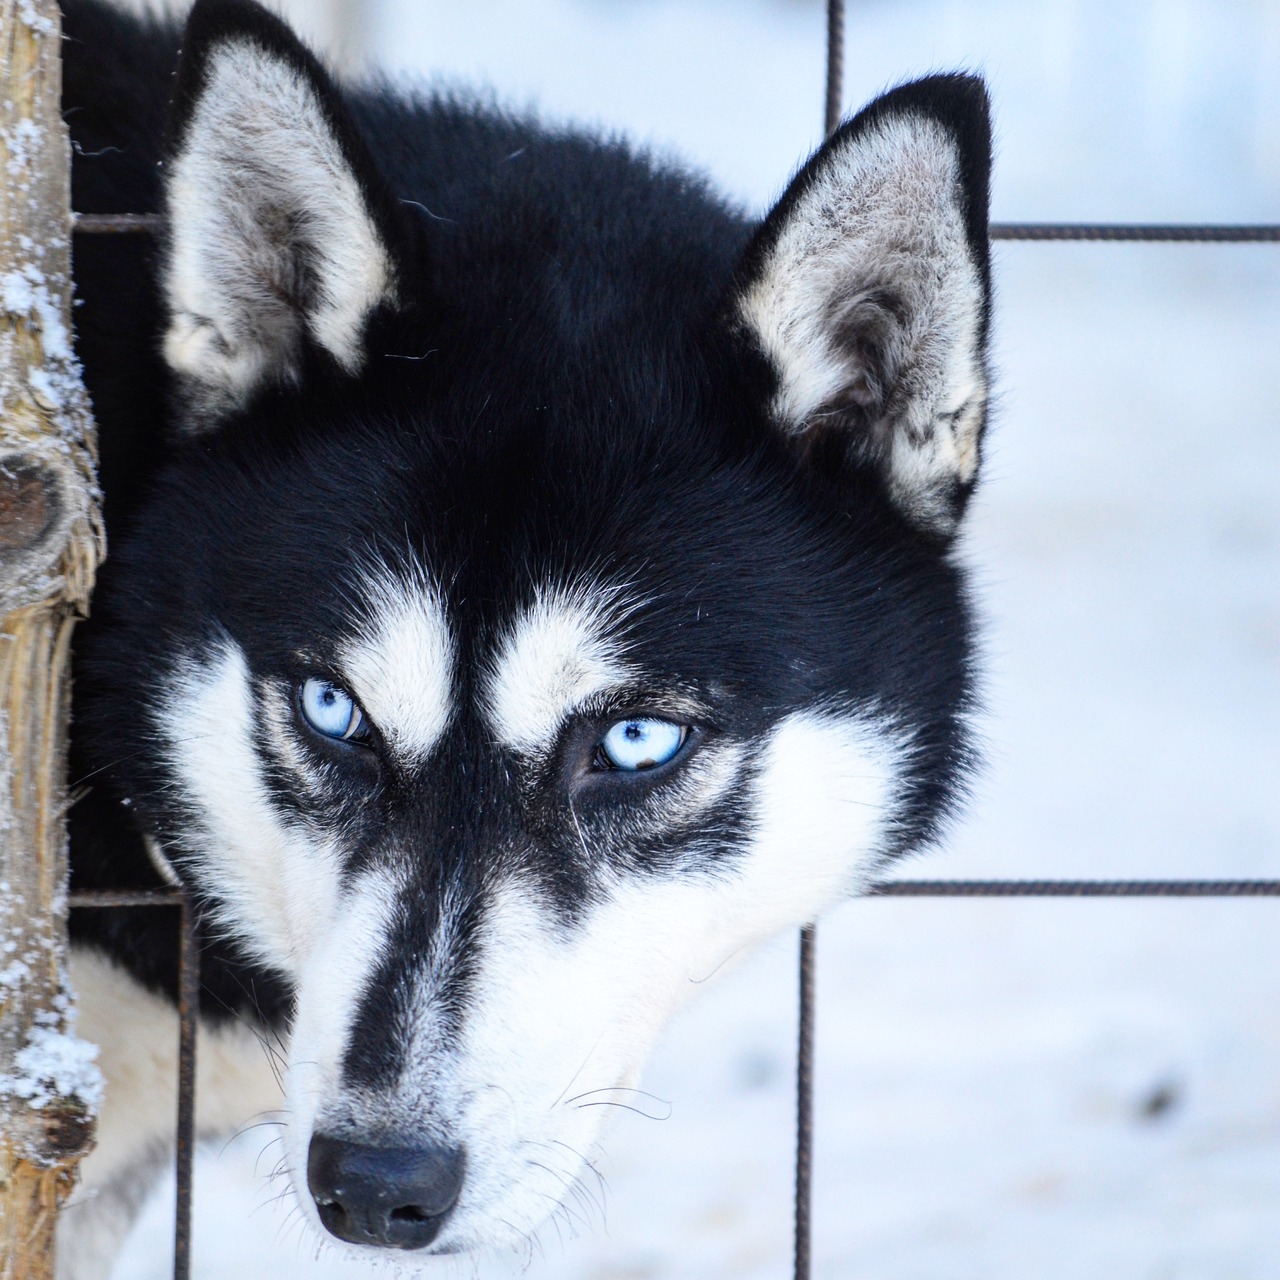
[341,567,455,765]
[484,584,637,755]
[154,639,343,976]
[745,708,907,902]
[284,866,403,1154]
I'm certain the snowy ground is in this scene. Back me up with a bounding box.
[108,1,1280,1277]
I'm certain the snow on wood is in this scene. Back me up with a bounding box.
[0,0,105,1274]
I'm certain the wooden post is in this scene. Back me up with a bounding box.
[0,0,104,1274]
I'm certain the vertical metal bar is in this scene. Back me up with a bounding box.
[795,11,843,1280]
[794,925,817,1280]
[824,0,846,138]
[174,896,199,1280]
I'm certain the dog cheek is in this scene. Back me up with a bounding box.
[733,708,910,920]
[439,877,737,1222]
[445,713,905,1226]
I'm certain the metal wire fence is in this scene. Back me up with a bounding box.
[67,888,198,1278]
[65,0,1279,1277]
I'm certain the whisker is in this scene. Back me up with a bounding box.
[549,1136,609,1209]
[220,1114,283,1157]
[549,1032,606,1111]
[573,1097,672,1121]
[567,797,592,865]
[563,1084,670,1109]
[690,940,753,984]
[249,1132,284,1176]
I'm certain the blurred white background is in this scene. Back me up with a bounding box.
[109,1,1280,1277]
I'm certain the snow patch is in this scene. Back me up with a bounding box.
[5,117,43,178]
[1,1015,103,1113]
[2,263,73,362]
[16,0,55,38]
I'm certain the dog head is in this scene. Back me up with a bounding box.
[79,0,991,1260]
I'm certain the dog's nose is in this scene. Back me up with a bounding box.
[306,1133,465,1250]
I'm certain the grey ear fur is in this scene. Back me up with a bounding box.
[736,75,993,537]
[161,0,401,430]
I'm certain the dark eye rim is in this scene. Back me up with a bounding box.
[292,676,377,752]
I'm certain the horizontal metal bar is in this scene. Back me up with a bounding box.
[991,223,1280,242]
[68,887,185,908]
[68,881,1280,908]
[869,879,1280,897]
[69,213,1280,243]
[71,213,165,234]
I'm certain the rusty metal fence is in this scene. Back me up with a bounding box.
[66,888,197,1276]
[61,0,1280,1277]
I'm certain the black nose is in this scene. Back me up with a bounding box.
[306,1133,465,1250]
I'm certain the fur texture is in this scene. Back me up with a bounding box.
[61,0,993,1272]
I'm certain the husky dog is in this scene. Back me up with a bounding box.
[60,0,992,1272]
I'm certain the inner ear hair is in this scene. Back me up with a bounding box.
[817,286,910,415]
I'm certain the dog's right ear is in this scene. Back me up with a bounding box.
[161,0,414,431]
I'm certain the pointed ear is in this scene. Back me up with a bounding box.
[161,0,413,429]
[735,75,993,536]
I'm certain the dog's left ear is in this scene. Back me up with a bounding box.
[161,0,414,429]
[734,75,992,537]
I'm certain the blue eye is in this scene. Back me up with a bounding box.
[599,718,687,771]
[299,678,367,742]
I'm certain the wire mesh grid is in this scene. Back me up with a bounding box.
[63,0,1279,1276]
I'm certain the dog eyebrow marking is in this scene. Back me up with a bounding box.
[340,565,455,765]
[483,584,636,755]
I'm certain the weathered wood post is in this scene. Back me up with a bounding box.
[0,0,104,1274]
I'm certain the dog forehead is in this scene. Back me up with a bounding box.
[483,583,637,755]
